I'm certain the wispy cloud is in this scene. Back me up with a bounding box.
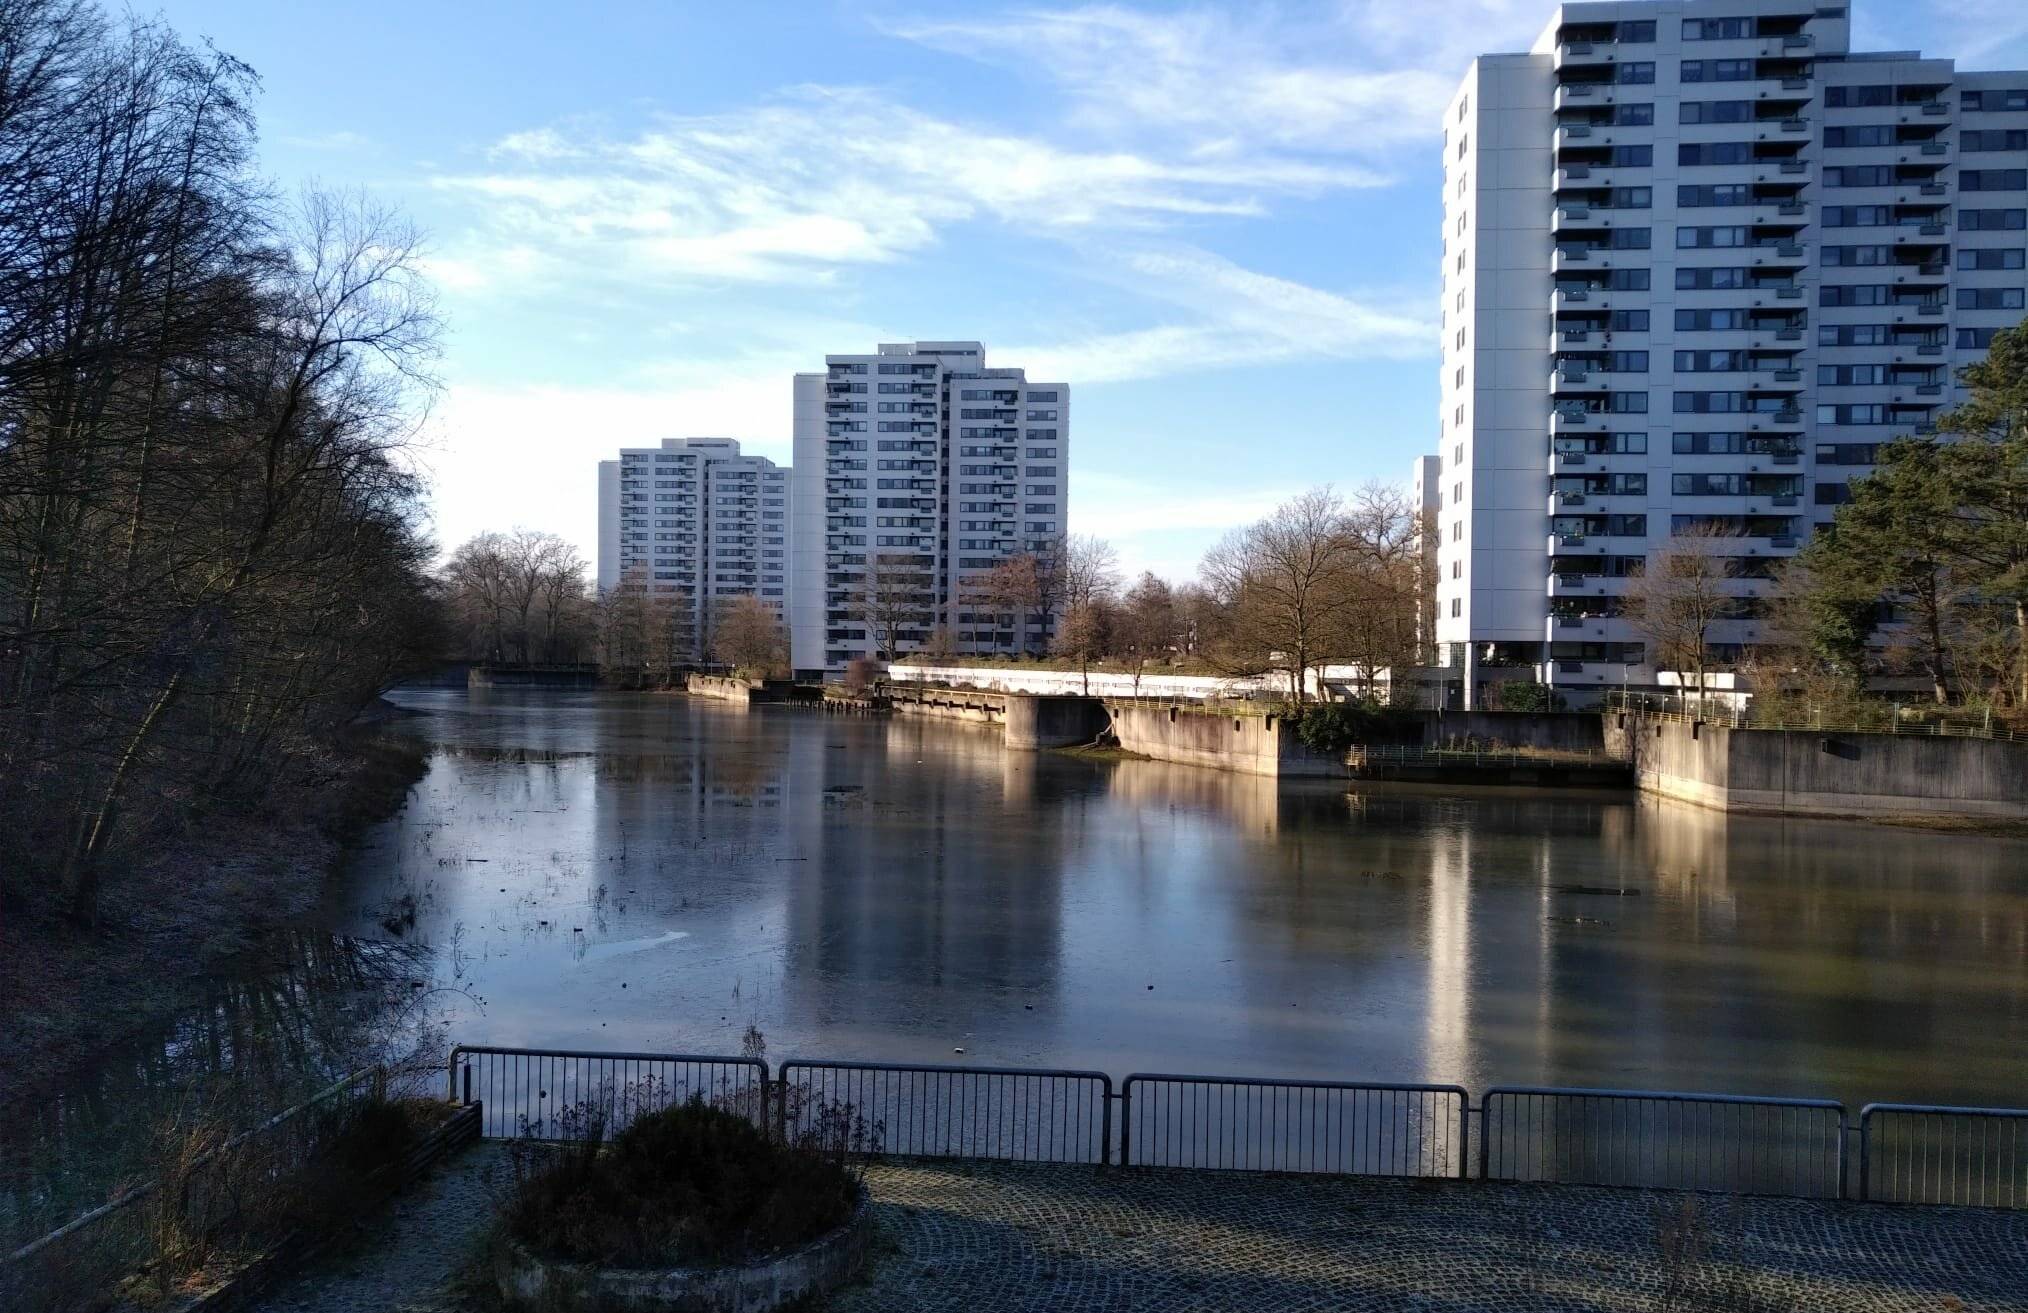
[1008,244,1434,382]
[277,129,373,152]
[884,3,1548,156]
[430,85,1384,287]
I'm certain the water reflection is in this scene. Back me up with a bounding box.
[336,690,2028,1113]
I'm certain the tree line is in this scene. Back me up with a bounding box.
[0,1,443,922]
[1625,319,2027,718]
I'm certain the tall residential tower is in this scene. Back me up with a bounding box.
[1431,0,2026,706]
[789,342,1070,678]
[596,437,791,659]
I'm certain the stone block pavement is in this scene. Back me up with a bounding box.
[247,1144,2027,1312]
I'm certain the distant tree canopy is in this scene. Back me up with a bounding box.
[0,1,443,921]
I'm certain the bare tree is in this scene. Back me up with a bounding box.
[1327,484,1427,700]
[1052,535,1120,692]
[710,595,787,676]
[1624,526,1742,710]
[846,552,933,662]
[1118,571,1178,692]
[1199,488,1366,703]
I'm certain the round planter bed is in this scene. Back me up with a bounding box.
[495,1187,872,1312]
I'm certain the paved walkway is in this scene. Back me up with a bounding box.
[249,1146,2028,1312]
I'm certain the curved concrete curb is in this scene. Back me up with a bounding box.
[496,1188,872,1311]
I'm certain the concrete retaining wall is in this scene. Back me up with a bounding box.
[887,687,1005,727]
[1424,710,1604,752]
[1005,695,1111,750]
[1606,714,2028,820]
[686,674,756,703]
[1105,703,1341,778]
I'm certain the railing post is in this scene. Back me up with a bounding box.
[1836,1107,1850,1200]
[462,1063,472,1108]
[1857,1109,1871,1201]
[1458,1097,1471,1180]
[446,1047,461,1103]
[1117,1084,1131,1168]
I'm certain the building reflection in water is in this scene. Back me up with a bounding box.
[337,691,2028,1112]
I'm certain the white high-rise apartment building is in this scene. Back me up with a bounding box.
[790,342,1070,678]
[596,437,791,658]
[1430,0,2027,707]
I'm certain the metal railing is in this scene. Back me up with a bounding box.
[447,1046,768,1139]
[1121,1075,1467,1177]
[779,1060,1112,1165]
[1480,1087,1847,1198]
[444,1046,2028,1209]
[1858,1104,2028,1207]
[3,1066,385,1311]
[1606,693,2028,744]
[1347,744,1614,769]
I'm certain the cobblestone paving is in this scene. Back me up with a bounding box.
[249,1141,506,1313]
[250,1148,2027,1313]
[833,1162,2028,1313]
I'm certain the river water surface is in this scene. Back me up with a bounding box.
[332,688,2028,1110]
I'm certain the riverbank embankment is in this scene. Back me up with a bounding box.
[1608,710,2028,822]
[0,728,429,1100]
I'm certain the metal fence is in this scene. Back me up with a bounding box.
[779,1060,1113,1165]
[447,1046,769,1140]
[1347,745,1612,768]
[3,1067,385,1313]
[1480,1087,1848,1198]
[445,1046,2028,1210]
[1858,1104,2028,1207]
[1121,1075,1467,1177]
[1606,693,2027,744]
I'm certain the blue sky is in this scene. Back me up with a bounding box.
[155,0,2028,581]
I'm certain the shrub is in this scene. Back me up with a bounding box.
[1488,681,1564,713]
[1292,700,1420,754]
[501,1098,858,1269]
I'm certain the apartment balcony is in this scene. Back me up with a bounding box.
[1750,407,1805,432]
[1552,490,1590,509]
[1550,245,1599,275]
[1552,165,1604,193]
[1553,40,1615,74]
[1750,202,1810,228]
[1550,408,1595,435]
[1551,358,1612,391]
[1893,262,1950,287]
[1550,204,1605,237]
[1750,241,1808,268]
[1551,287,1600,317]
[1548,573,1606,598]
[1748,370,1806,393]
[1553,124,1613,155]
[1552,450,1590,467]
[1552,83,1614,114]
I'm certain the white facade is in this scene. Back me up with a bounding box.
[1432,0,2027,706]
[596,437,791,659]
[790,342,1070,678]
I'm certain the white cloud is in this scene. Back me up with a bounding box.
[1071,471,1296,581]
[422,368,797,564]
[885,3,1549,156]
[1007,244,1434,382]
[430,86,1384,288]
[278,129,373,152]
